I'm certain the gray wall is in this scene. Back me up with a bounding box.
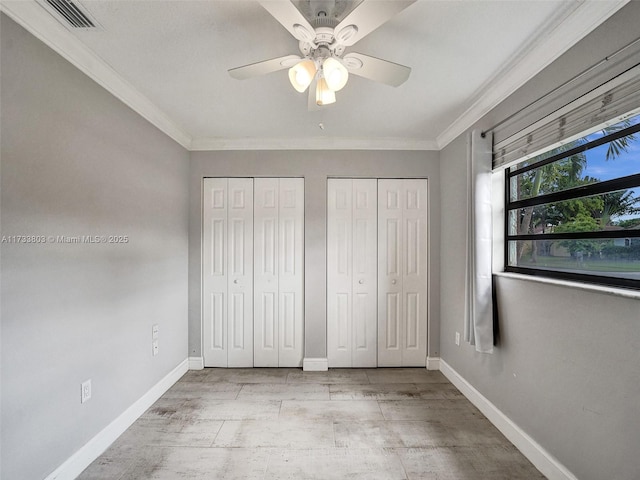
[189,151,441,360]
[5,0,640,478]
[0,15,190,480]
[439,3,640,480]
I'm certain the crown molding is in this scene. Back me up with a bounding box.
[190,136,439,151]
[0,0,193,150]
[436,0,630,150]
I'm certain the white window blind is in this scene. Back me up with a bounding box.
[494,65,640,170]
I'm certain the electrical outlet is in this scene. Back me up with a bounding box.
[455,332,461,346]
[152,340,159,356]
[81,379,92,404]
[152,324,159,340]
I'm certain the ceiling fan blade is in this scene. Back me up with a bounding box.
[335,0,416,47]
[258,1,316,43]
[343,52,411,87]
[228,55,301,80]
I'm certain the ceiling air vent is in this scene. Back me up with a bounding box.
[45,0,95,28]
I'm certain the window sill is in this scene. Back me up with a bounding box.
[494,271,640,300]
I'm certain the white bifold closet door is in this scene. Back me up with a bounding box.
[327,179,378,367]
[203,178,254,368]
[378,179,428,366]
[254,178,304,367]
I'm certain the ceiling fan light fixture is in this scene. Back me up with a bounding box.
[322,57,349,92]
[316,76,336,106]
[288,59,317,93]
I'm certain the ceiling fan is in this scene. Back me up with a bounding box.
[228,0,416,108]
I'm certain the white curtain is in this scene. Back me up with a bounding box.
[465,129,494,353]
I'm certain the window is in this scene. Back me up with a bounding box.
[505,112,640,289]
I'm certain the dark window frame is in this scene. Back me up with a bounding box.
[504,121,640,290]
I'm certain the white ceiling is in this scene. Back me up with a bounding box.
[1,0,630,150]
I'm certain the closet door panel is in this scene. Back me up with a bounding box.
[278,178,304,367]
[378,179,428,367]
[327,179,353,367]
[378,179,404,366]
[204,178,253,368]
[254,178,280,367]
[203,178,228,367]
[327,179,377,368]
[351,180,378,367]
[254,178,304,367]
[227,178,254,367]
[401,179,428,366]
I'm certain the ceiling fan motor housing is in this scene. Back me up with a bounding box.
[298,26,347,59]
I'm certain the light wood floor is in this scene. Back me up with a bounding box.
[78,368,546,479]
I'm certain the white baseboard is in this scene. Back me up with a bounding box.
[188,356,204,370]
[45,358,189,480]
[426,357,440,370]
[439,359,578,480]
[303,357,328,371]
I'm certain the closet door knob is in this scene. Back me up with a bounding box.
[391,279,397,285]
[359,279,364,284]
